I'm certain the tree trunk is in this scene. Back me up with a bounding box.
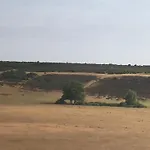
[74,100,77,104]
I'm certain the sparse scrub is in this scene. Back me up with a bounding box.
[0,70,27,82]
[118,90,146,108]
[86,76,150,99]
[124,89,137,105]
[119,101,146,108]
[74,101,146,108]
[24,74,96,90]
[26,72,38,79]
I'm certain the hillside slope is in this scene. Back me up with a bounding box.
[1,71,150,99]
[24,72,150,98]
[86,76,150,98]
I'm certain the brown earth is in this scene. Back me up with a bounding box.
[0,105,150,150]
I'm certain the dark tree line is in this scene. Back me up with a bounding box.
[0,61,150,74]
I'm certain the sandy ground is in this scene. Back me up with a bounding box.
[0,105,150,150]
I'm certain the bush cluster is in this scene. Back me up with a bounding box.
[0,61,150,74]
[0,70,38,83]
[56,84,146,108]
[0,70,27,82]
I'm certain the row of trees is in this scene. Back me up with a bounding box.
[56,81,145,108]
[0,61,150,74]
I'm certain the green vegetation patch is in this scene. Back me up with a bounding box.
[24,74,97,90]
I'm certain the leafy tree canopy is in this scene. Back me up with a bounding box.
[61,81,85,104]
[124,89,137,105]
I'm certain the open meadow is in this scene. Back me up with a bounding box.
[0,105,150,150]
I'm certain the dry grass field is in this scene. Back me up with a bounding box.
[0,73,150,150]
[0,105,150,150]
[0,85,121,105]
[0,85,61,105]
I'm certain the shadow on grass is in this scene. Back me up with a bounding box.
[40,101,146,108]
[40,102,55,105]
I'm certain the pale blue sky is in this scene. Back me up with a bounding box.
[0,0,150,64]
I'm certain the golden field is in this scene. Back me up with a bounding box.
[0,85,149,149]
[0,105,150,150]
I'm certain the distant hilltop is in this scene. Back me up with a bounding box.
[0,61,150,74]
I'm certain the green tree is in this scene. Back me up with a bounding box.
[61,81,85,104]
[124,89,137,105]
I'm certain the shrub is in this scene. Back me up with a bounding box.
[124,89,137,105]
[133,102,146,108]
[119,101,146,108]
[75,102,119,107]
[75,101,146,108]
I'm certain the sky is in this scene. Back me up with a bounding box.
[0,0,150,65]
